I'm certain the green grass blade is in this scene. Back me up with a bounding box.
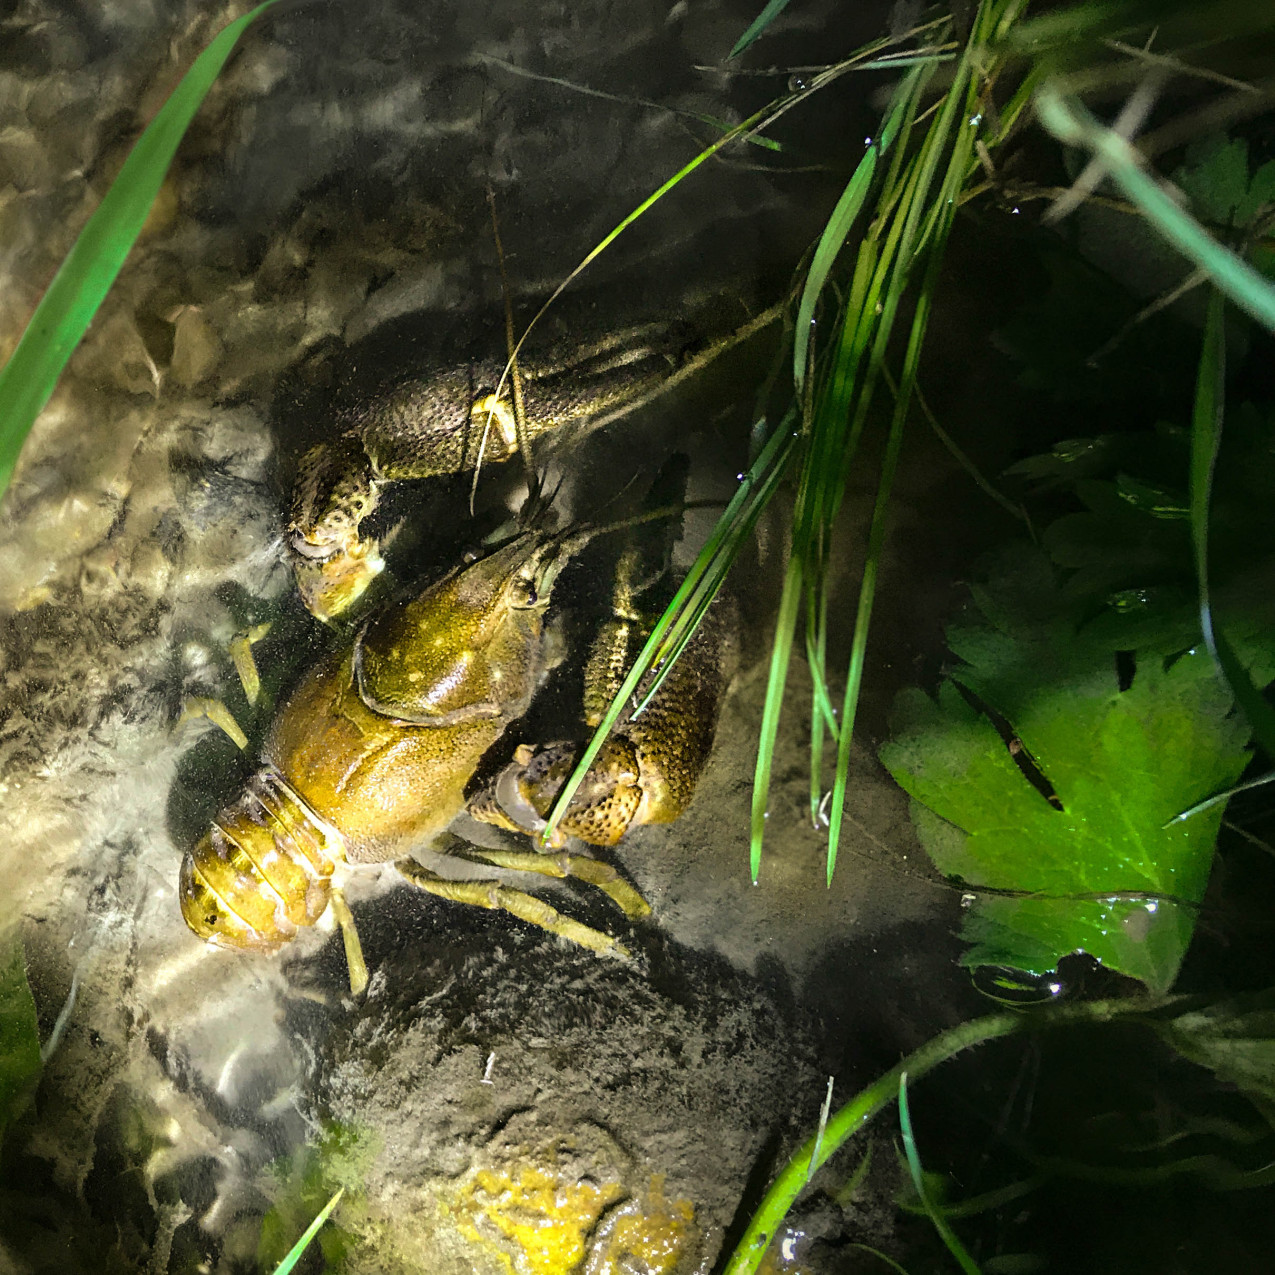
[847,1244,912,1275]
[1034,85,1275,333]
[631,450,791,714]
[498,85,811,410]
[269,1187,344,1275]
[792,65,929,393]
[729,0,796,59]
[898,1074,982,1275]
[749,72,921,874]
[895,1176,1041,1220]
[825,402,905,882]
[822,7,982,882]
[632,423,796,716]
[751,557,804,881]
[909,377,1028,523]
[1168,770,1275,826]
[1208,627,1275,761]
[1189,289,1275,757]
[793,148,881,394]
[0,0,283,502]
[808,588,831,825]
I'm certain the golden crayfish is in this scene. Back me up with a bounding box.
[179,522,735,973]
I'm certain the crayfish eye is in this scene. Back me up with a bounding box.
[509,577,539,608]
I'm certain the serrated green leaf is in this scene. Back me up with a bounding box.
[880,553,1258,993]
[1037,90,1275,334]
[0,935,41,1144]
[1152,990,1275,1124]
[1174,137,1275,239]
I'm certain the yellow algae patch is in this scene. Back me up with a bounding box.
[455,1160,625,1274]
[591,1176,696,1274]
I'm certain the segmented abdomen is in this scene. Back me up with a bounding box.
[179,765,347,952]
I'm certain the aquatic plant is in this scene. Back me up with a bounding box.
[698,0,1275,1264]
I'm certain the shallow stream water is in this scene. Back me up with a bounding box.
[0,2,1005,1271]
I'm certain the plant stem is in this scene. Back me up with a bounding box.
[721,998,1140,1275]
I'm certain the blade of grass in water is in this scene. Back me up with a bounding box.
[1189,288,1275,758]
[730,0,797,59]
[792,66,924,395]
[753,0,1035,884]
[631,413,797,715]
[0,0,283,503]
[721,998,1141,1275]
[753,121,910,879]
[847,1244,911,1275]
[538,2,1026,875]
[752,50,939,878]
[269,1187,344,1275]
[898,1074,982,1274]
[493,31,948,468]
[753,24,942,881]
[824,1,992,883]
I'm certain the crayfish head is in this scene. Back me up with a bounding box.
[355,530,581,725]
[179,768,346,952]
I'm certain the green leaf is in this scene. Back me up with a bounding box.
[0,936,42,1144]
[880,549,1257,993]
[1173,135,1275,237]
[1174,136,1253,229]
[0,0,283,503]
[1153,990,1275,1123]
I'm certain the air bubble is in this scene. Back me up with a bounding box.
[971,965,1067,1005]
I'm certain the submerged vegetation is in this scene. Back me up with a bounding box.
[5,0,1275,1268]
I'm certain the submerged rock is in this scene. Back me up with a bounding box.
[294,902,828,1274]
